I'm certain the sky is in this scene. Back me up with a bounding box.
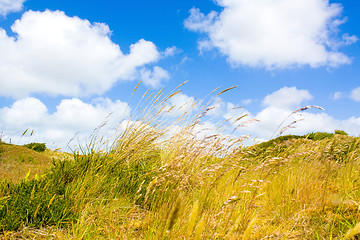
[0,0,359,151]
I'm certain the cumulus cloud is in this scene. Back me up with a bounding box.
[223,87,360,140]
[198,87,360,142]
[185,0,357,69]
[161,92,197,117]
[350,87,360,102]
[224,103,250,122]
[2,87,360,152]
[207,97,252,119]
[0,0,25,16]
[206,97,225,117]
[0,10,167,98]
[140,66,170,88]
[263,87,313,109]
[0,97,130,151]
[238,87,324,138]
[1,98,48,126]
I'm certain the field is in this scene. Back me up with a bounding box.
[1,89,360,239]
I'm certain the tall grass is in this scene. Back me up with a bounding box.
[1,85,360,239]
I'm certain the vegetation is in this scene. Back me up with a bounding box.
[335,129,349,136]
[0,176,77,230]
[0,86,359,239]
[23,142,47,153]
[0,142,71,183]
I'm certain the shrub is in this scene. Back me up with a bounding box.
[335,129,348,136]
[23,143,46,152]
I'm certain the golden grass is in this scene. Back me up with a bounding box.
[0,143,50,182]
[0,143,73,182]
[1,85,360,239]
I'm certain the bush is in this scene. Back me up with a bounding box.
[335,129,348,136]
[23,143,46,152]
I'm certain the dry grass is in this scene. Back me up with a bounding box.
[1,86,360,239]
[1,144,49,182]
[0,142,73,182]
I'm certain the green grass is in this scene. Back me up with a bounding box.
[1,87,360,239]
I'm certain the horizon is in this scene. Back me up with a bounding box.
[0,0,359,151]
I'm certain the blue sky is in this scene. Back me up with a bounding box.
[0,0,359,150]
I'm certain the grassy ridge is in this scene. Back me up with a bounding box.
[1,130,360,239]
[1,85,360,239]
[0,142,72,182]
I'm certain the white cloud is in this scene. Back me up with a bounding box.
[0,0,25,16]
[162,92,197,117]
[238,87,320,138]
[0,10,166,98]
[234,87,360,139]
[2,87,360,152]
[52,98,129,130]
[140,66,170,88]
[162,46,181,57]
[207,97,251,119]
[206,97,226,117]
[1,98,48,126]
[170,93,196,109]
[185,0,357,69]
[185,8,218,32]
[191,121,221,140]
[350,87,360,102]
[202,87,360,141]
[333,91,342,100]
[0,97,130,151]
[263,87,313,109]
[180,57,191,65]
[224,102,250,122]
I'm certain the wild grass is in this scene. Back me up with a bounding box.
[1,85,360,239]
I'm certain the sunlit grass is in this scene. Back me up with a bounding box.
[1,85,360,239]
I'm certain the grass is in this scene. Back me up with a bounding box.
[0,142,73,183]
[1,86,360,239]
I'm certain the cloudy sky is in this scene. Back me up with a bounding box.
[0,0,359,151]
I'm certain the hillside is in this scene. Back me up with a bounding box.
[0,142,72,182]
[1,131,360,239]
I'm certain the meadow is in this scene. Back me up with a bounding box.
[1,86,360,239]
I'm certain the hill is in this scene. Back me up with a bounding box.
[0,142,72,182]
[1,131,360,239]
